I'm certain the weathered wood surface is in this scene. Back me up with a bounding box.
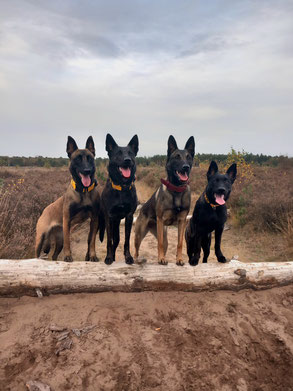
[1,258,293,297]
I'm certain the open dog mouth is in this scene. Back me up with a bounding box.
[79,173,91,187]
[176,171,189,182]
[214,193,225,205]
[119,167,131,178]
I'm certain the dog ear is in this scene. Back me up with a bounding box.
[167,135,178,158]
[226,163,237,183]
[105,134,117,155]
[66,136,78,158]
[128,135,139,156]
[184,136,195,159]
[207,161,218,179]
[85,136,95,156]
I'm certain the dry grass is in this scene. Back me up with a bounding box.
[0,163,292,260]
[0,167,69,258]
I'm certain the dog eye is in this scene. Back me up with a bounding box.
[176,154,181,159]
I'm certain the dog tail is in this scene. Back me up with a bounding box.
[35,232,45,258]
[99,210,105,242]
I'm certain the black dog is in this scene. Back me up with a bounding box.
[185,161,237,265]
[100,134,139,265]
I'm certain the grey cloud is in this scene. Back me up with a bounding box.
[0,0,292,157]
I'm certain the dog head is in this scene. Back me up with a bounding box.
[67,136,96,189]
[166,135,195,186]
[105,134,139,185]
[206,161,237,205]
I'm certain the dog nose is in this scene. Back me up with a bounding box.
[217,187,226,194]
[182,164,190,172]
[124,157,131,164]
[83,168,91,175]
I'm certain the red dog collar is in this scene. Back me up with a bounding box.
[161,178,189,193]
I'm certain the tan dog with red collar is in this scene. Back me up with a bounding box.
[134,135,195,265]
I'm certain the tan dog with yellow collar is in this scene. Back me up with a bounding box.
[35,136,102,262]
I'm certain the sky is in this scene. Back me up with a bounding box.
[0,0,293,158]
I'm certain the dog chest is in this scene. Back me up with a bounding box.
[104,188,137,219]
[157,187,190,224]
[69,198,94,220]
[195,205,227,233]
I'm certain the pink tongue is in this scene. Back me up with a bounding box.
[120,167,131,178]
[178,172,188,182]
[215,194,225,205]
[80,174,91,187]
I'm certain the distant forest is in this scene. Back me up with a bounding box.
[0,153,292,167]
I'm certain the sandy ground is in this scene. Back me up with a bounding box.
[1,220,292,390]
[68,214,285,265]
[1,287,293,390]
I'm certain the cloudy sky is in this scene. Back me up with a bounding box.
[0,0,292,158]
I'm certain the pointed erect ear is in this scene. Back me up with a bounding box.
[226,163,237,183]
[66,136,78,158]
[128,135,139,156]
[85,136,95,156]
[184,136,195,159]
[105,134,117,155]
[207,161,218,179]
[167,135,178,158]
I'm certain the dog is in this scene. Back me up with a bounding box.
[185,160,237,266]
[134,135,195,266]
[100,134,139,265]
[35,136,101,262]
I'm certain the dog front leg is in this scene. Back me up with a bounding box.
[189,232,202,266]
[85,216,99,262]
[105,218,115,265]
[202,233,211,263]
[176,217,187,266]
[63,208,73,262]
[124,214,134,264]
[157,217,167,265]
[215,225,226,263]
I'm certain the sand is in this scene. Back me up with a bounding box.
[1,287,293,390]
[1,224,293,390]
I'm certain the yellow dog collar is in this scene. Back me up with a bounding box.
[204,192,220,209]
[71,178,96,193]
[110,178,133,191]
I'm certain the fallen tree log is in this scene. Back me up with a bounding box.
[1,258,293,297]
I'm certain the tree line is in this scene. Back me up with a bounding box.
[0,152,292,168]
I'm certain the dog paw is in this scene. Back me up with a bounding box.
[89,255,99,262]
[64,255,73,263]
[217,256,227,263]
[104,257,114,265]
[125,256,134,265]
[189,257,199,266]
[158,259,168,265]
[176,260,185,266]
